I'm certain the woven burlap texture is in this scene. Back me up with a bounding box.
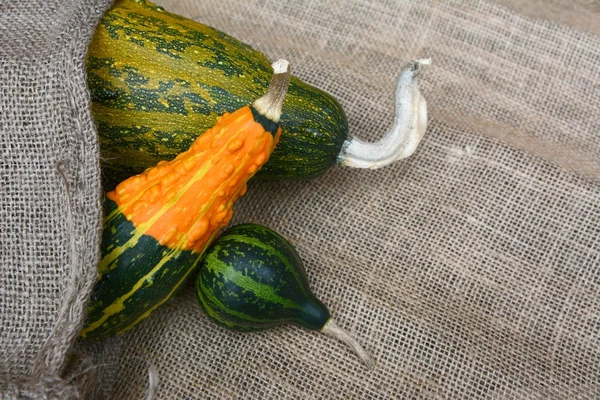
[2,0,599,399]
[85,0,598,398]
[0,0,112,398]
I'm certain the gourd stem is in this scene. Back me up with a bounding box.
[322,318,374,369]
[339,58,431,169]
[253,59,291,123]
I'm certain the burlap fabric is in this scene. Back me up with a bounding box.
[2,0,599,399]
[0,1,114,398]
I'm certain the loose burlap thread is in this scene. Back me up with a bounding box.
[2,0,599,399]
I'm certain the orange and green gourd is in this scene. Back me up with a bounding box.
[81,60,291,340]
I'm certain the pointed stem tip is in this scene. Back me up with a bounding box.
[322,319,374,369]
[253,59,292,123]
[339,58,431,169]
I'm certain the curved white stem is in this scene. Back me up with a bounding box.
[339,59,431,169]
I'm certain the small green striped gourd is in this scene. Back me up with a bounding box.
[196,223,329,331]
[196,223,373,367]
[88,0,348,187]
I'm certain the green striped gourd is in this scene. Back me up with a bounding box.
[196,223,373,368]
[88,0,430,188]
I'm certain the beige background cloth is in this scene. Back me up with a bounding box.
[0,1,111,398]
[1,0,599,398]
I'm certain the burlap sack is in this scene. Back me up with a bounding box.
[2,0,599,399]
[0,1,112,398]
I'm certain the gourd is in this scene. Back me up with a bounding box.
[81,60,291,340]
[88,0,429,187]
[195,223,373,368]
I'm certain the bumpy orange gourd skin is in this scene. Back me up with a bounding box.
[108,105,280,253]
